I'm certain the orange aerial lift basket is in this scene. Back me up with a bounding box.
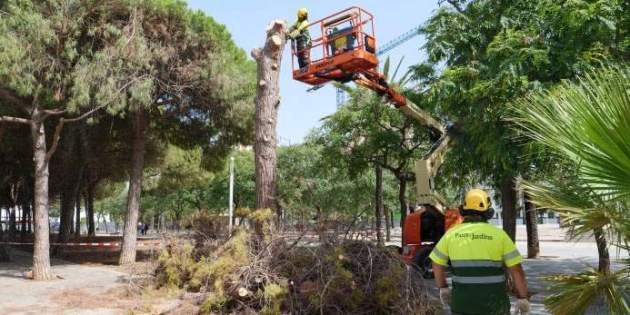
[291,7,378,86]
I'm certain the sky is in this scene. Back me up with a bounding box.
[186,1,442,145]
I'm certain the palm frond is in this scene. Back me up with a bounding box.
[391,56,405,84]
[522,179,630,248]
[513,66,630,201]
[382,57,391,81]
[543,268,630,315]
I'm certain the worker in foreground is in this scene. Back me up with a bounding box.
[288,8,311,70]
[429,189,531,315]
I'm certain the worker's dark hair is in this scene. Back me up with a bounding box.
[459,207,495,222]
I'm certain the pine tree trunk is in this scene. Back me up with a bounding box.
[374,165,384,245]
[385,205,391,242]
[252,20,287,222]
[30,118,54,280]
[79,122,96,237]
[74,191,81,237]
[59,127,81,242]
[119,109,147,265]
[9,206,16,240]
[593,228,610,274]
[27,203,32,233]
[20,203,28,239]
[87,183,95,237]
[390,208,394,230]
[59,187,75,242]
[500,176,518,241]
[523,193,540,258]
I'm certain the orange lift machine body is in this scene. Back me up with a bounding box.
[291,7,462,277]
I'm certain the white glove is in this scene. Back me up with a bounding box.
[439,287,451,307]
[514,298,531,315]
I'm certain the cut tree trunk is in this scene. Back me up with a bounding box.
[119,109,147,265]
[500,176,518,241]
[29,118,54,280]
[252,20,287,223]
[593,228,610,274]
[523,193,540,258]
[374,165,384,245]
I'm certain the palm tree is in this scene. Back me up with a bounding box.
[512,66,630,315]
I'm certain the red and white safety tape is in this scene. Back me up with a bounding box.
[0,240,162,247]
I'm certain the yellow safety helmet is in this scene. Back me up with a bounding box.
[463,189,491,212]
[297,8,308,20]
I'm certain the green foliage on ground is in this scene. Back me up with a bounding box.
[155,211,437,315]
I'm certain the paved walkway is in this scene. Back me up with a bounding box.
[516,241,627,315]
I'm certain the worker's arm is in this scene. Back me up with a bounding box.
[507,264,528,299]
[288,20,308,39]
[433,262,448,288]
[501,231,528,299]
[429,238,450,288]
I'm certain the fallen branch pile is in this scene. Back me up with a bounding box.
[154,209,438,314]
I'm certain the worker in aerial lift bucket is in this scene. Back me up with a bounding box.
[429,189,531,315]
[288,8,311,70]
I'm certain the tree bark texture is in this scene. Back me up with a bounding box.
[30,118,54,280]
[523,193,540,258]
[398,177,407,230]
[119,109,147,265]
[374,165,384,245]
[500,176,517,241]
[593,228,610,273]
[252,20,287,219]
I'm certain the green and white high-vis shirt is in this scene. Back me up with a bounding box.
[429,222,523,315]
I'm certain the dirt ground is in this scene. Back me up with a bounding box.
[0,248,191,315]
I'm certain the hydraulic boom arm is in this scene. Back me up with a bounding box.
[353,69,453,211]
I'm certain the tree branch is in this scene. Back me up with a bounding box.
[446,0,465,13]
[0,116,31,124]
[45,118,65,161]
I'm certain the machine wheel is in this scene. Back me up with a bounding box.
[412,246,434,279]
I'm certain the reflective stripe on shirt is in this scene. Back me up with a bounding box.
[432,248,448,260]
[450,260,503,268]
[452,275,505,284]
[503,249,520,261]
